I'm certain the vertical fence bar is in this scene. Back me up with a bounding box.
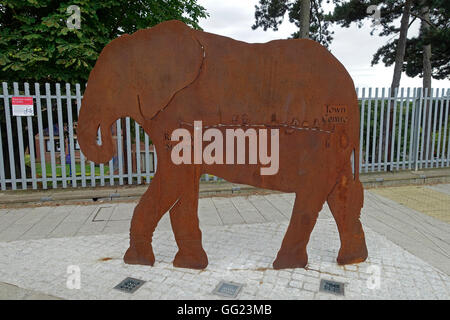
[45,83,57,188]
[66,84,77,187]
[424,89,433,168]
[35,83,47,189]
[75,84,86,187]
[90,136,96,187]
[365,88,372,172]
[0,116,5,190]
[2,83,16,190]
[384,88,392,171]
[389,88,398,170]
[24,83,37,189]
[442,89,449,167]
[154,148,157,175]
[0,84,6,190]
[135,121,141,184]
[144,132,150,183]
[422,88,430,169]
[430,89,439,168]
[408,88,417,169]
[402,88,411,170]
[98,128,105,187]
[396,88,404,170]
[108,123,114,186]
[359,88,365,173]
[418,88,426,170]
[447,91,450,167]
[126,117,132,185]
[55,84,67,188]
[13,83,27,189]
[99,162,105,186]
[436,89,444,167]
[116,119,124,185]
[371,88,378,171]
[377,88,385,171]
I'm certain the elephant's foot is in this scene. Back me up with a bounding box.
[336,240,368,265]
[124,242,155,266]
[173,241,208,270]
[273,248,308,269]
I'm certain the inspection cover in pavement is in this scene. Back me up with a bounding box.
[212,281,244,298]
[114,277,146,294]
[319,279,345,296]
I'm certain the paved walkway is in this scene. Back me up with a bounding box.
[0,185,448,299]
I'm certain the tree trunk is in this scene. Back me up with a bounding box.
[420,3,432,165]
[386,0,412,171]
[299,0,310,39]
[421,6,432,92]
[390,0,412,90]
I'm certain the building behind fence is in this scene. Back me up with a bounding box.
[0,82,449,191]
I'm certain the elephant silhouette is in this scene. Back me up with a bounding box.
[77,20,368,270]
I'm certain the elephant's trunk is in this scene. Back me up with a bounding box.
[77,100,115,164]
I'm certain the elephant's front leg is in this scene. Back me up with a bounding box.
[169,169,208,269]
[273,190,326,269]
[124,169,179,266]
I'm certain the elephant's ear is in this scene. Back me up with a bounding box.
[132,20,204,120]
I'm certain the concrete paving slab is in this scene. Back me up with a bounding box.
[428,184,450,196]
[229,197,266,224]
[263,194,293,219]
[110,203,135,221]
[0,282,61,300]
[363,190,450,275]
[371,185,450,223]
[0,223,34,242]
[248,195,287,222]
[212,197,245,225]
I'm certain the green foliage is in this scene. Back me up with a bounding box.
[0,0,208,84]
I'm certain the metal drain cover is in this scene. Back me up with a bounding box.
[213,281,244,298]
[319,279,345,295]
[114,277,146,294]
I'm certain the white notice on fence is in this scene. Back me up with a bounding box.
[12,97,34,116]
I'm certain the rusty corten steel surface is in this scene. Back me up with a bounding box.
[77,20,368,270]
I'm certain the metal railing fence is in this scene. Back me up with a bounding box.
[0,82,449,190]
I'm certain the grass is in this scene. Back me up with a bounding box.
[26,155,111,177]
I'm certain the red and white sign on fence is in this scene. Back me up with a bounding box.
[12,97,34,116]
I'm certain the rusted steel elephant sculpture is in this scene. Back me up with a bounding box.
[77,20,368,270]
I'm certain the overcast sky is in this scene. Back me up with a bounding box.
[196,0,450,90]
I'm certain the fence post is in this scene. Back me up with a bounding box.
[2,82,17,190]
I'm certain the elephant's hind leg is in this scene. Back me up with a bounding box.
[169,170,208,269]
[124,172,179,266]
[327,171,368,265]
[273,191,325,269]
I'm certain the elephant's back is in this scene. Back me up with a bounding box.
[179,30,359,139]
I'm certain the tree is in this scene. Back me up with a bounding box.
[327,0,450,170]
[0,0,208,84]
[334,0,450,85]
[252,0,335,47]
[328,0,415,92]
